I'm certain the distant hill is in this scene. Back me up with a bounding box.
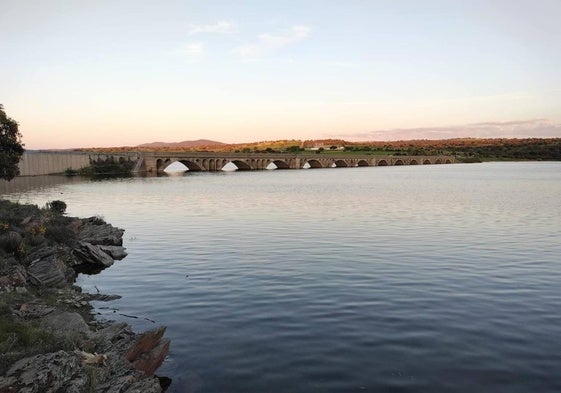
[137,139,225,148]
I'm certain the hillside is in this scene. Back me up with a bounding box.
[137,139,225,149]
[79,138,561,161]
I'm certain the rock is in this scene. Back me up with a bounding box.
[125,327,170,377]
[73,242,114,269]
[18,303,55,319]
[40,311,91,339]
[97,374,163,393]
[99,245,128,260]
[76,350,108,366]
[0,265,27,289]
[27,254,67,288]
[93,322,132,348]
[26,246,56,261]
[131,338,171,377]
[79,220,124,246]
[0,351,88,393]
[84,293,122,302]
[0,203,168,391]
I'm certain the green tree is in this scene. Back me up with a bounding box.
[0,105,24,181]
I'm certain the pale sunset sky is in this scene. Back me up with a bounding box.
[1,0,561,149]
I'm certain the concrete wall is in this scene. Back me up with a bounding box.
[17,151,138,176]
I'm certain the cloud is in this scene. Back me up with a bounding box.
[236,25,311,59]
[330,119,561,141]
[189,21,238,35]
[176,42,205,57]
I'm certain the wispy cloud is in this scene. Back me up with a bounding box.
[330,119,561,141]
[175,42,205,58]
[189,21,238,35]
[235,25,311,59]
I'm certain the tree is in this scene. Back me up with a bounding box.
[0,105,24,181]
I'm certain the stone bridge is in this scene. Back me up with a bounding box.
[140,152,455,174]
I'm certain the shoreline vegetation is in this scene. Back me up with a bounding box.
[0,199,170,392]
[79,137,561,163]
[65,157,135,178]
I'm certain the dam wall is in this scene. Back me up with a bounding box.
[17,151,139,176]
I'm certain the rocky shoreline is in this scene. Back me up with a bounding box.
[0,200,170,392]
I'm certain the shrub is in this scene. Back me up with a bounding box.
[0,231,23,253]
[46,200,67,215]
[44,219,76,246]
[65,168,78,176]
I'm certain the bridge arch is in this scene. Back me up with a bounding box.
[445,159,452,164]
[178,160,202,171]
[305,159,323,169]
[423,159,431,165]
[333,159,348,168]
[435,159,442,164]
[357,160,369,167]
[394,159,404,166]
[377,159,388,166]
[410,159,418,165]
[267,160,290,169]
[228,160,252,171]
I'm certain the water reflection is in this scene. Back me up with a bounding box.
[0,175,86,196]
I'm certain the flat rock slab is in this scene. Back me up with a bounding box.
[27,255,67,288]
[0,350,87,393]
[98,245,128,260]
[79,220,124,246]
[73,242,114,268]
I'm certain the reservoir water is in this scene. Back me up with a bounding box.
[2,162,561,392]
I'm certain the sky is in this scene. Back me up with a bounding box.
[1,0,561,149]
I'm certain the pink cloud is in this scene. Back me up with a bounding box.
[331,119,561,141]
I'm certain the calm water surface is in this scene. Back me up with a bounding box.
[2,162,561,392]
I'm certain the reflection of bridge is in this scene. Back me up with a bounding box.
[140,152,455,174]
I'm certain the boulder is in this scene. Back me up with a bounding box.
[98,245,128,260]
[27,255,67,288]
[79,220,124,246]
[125,327,170,377]
[73,242,114,269]
[40,311,91,339]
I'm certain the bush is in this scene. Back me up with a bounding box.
[64,168,78,176]
[0,231,23,253]
[46,200,67,215]
[44,217,76,246]
[82,156,135,177]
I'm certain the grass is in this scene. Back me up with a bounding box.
[0,300,56,354]
[0,319,56,352]
[85,365,100,393]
